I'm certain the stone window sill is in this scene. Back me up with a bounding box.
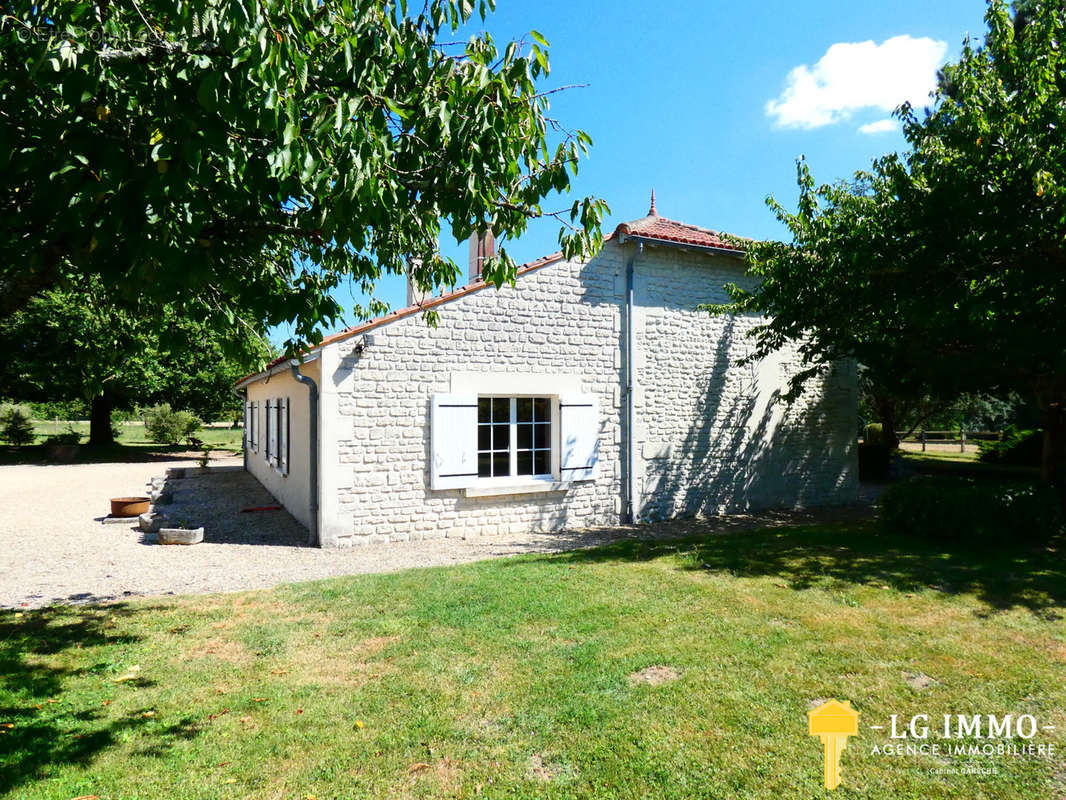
[463,481,571,498]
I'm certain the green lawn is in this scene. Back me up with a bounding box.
[0,422,243,465]
[2,521,1063,799]
[900,448,1040,479]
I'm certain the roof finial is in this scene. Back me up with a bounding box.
[649,188,657,216]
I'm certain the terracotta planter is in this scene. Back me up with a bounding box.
[110,496,150,518]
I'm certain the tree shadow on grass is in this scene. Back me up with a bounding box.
[0,443,240,467]
[532,520,1066,618]
[0,604,203,794]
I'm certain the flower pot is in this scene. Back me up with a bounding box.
[158,526,204,545]
[110,497,150,517]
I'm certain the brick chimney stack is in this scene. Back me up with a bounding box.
[468,230,495,282]
[405,257,429,306]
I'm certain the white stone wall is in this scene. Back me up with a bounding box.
[319,243,628,546]
[301,238,857,545]
[631,244,858,519]
[244,360,318,530]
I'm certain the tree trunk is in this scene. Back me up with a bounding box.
[1040,396,1066,494]
[88,393,114,446]
[872,394,900,449]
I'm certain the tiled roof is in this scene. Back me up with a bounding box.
[614,213,745,252]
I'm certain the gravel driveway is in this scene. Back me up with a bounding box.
[0,459,875,609]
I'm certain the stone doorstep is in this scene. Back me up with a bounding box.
[100,515,140,525]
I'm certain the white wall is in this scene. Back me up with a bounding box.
[309,238,856,546]
[244,360,318,529]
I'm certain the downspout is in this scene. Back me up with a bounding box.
[232,386,247,473]
[290,360,320,547]
[624,241,642,523]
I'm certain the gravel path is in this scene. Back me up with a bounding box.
[0,459,876,609]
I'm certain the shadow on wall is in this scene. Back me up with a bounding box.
[0,604,203,795]
[639,315,857,521]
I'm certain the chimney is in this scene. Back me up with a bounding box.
[405,257,430,307]
[468,229,495,282]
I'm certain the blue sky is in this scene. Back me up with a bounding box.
[276,0,988,344]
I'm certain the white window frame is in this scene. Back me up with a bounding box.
[474,395,559,487]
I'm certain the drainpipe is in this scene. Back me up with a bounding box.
[290,360,320,547]
[231,387,248,472]
[624,241,642,523]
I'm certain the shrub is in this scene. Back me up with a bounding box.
[880,476,1062,544]
[0,404,35,446]
[978,427,1043,466]
[864,422,885,444]
[858,442,892,481]
[143,403,202,445]
[44,426,81,446]
[26,399,88,420]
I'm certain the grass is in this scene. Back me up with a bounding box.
[900,448,1040,479]
[0,422,243,466]
[1,520,1064,799]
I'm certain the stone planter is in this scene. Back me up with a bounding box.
[158,526,203,545]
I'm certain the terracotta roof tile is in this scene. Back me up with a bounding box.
[614,214,745,252]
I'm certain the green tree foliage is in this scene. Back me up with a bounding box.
[711,0,1066,488]
[0,404,35,446]
[0,1,607,350]
[143,403,201,445]
[0,278,273,444]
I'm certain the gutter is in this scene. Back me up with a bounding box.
[624,242,641,523]
[619,234,745,259]
[290,360,321,547]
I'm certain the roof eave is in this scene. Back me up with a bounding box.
[617,232,746,258]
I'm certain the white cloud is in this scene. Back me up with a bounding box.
[858,118,898,135]
[766,35,948,129]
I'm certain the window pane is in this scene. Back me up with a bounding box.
[534,450,550,475]
[516,397,533,422]
[492,397,509,421]
[533,397,550,422]
[478,424,491,450]
[517,423,532,449]
[478,398,490,423]
[493,451,509,476]
[478,452,492,477]
[492,424,509,450]
[516,451,533,475]
[534,422,549,449]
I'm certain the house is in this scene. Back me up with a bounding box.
[235,196,858,547]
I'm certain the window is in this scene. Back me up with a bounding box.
[477,397,551,478]
[248,401,259,452]
[430,391,598,491]
[263,397,290,475]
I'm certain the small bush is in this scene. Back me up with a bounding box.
[978,427,1043,466]
[0,404,35,446]
[858,442,892,481]
[44,426,81,446]
[864,422,885,444]
[143,403,202,445]
[881,476,1062,544]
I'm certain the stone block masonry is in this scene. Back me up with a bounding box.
[310,238,857,546]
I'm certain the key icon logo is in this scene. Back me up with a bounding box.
[808,699,859,789]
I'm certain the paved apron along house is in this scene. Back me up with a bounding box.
[235,197,859,547]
